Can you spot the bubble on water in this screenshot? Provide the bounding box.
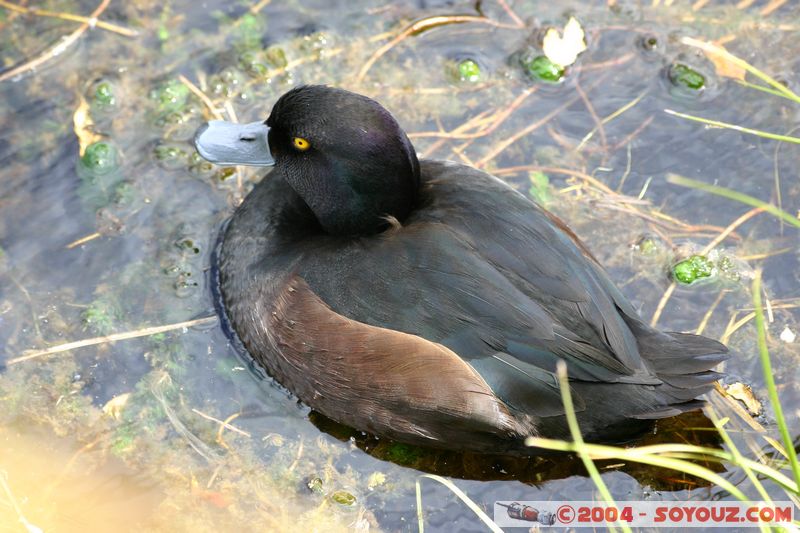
[90,79,118,112]
[639,33,660,52]
[150,79,191,113]
[153,142,190,170]
[209,67,246,99]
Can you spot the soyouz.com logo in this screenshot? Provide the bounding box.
[493,501,795,528]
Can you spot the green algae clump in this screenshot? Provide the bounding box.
[233,13,265,52]
[717,254,741,282]
[150,79,190,113]
[668,63,706,91]
[522,55,565,83]
[92,81,116,110]
[673,254,714,284]
[456,59,481,82]
[81,142,119,175]
[528,170,552,204]
[153,143,189,170]
[265,45,288,68]
[81,297,122,335]
[385,442,422,465]
[636,237,659,256]
[330,490,356,506]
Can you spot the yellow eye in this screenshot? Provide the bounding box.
[292,137,310,151]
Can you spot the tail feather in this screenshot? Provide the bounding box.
[644,332,729,373]
[631,400,706,420]
[623,316,729,405]
[658,370,723,390]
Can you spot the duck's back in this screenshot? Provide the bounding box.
[218,160,727,452]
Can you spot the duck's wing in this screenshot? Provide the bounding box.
[416,161,725,376]
[284,161,725,423]
[288,218,627,424]
[413,160,654,377]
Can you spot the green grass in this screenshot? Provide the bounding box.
[552,360,631,533]
[415,473,503,533]
[522,271,800,530]
[666,174,800,229]
[680,37,800,105]
[664,110,800,145]
[752,271,800,487]
[667,39,800,148]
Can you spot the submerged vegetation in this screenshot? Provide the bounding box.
[667,62,706,92]
[673,254,715,285]
[0,0,799,531]
[522,54,565,83]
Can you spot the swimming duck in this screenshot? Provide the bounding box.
[194,85,727,454]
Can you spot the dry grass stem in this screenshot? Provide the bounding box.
[695,290,729,336]
[721,311,755,345]
[496,0,525,28]
[357,14,518,82]
[191,408,252,439]
[0,0,138,36]
[609,115,654,152]
[8,316,218,365]
[650,282,676,327]
[0,470,44,533]
[761,0,788,16]
[66,231,102,249]
[700,206,765,256]
[0,0,112,83]
[476,93,584,167]
[179,74,224,120]
[574,80,607,150]
[410,88,536,140]
[287,439,305,473]
[249,0,272,14]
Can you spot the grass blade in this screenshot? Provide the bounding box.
[664,109,800,145]
[707,409,773,504]
[526,437,749,500]
[415,474,503,533]
[752,271,800,491]
[680,37,800,104]
[416,478,424,533]
[666,174,800,229]
[551,361,630,533]
[736,79,794,100]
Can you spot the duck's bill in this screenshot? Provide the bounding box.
[193,120,275,166]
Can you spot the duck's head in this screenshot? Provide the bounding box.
[194,85,420,235]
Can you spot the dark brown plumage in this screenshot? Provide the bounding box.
[195,85,728,454]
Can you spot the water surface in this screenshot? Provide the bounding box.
[1,0,798,531]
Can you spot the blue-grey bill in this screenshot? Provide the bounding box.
[193,120,274,166]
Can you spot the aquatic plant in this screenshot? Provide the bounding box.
[667,63,706,91]
[521,54,565,83]
[673,254,714,284]
[455,58,481,82]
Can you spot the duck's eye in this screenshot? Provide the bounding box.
[292,137,310,151]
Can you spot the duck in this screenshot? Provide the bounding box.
[194,85,728,454]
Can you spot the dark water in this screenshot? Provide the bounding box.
[0,0,798,531]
